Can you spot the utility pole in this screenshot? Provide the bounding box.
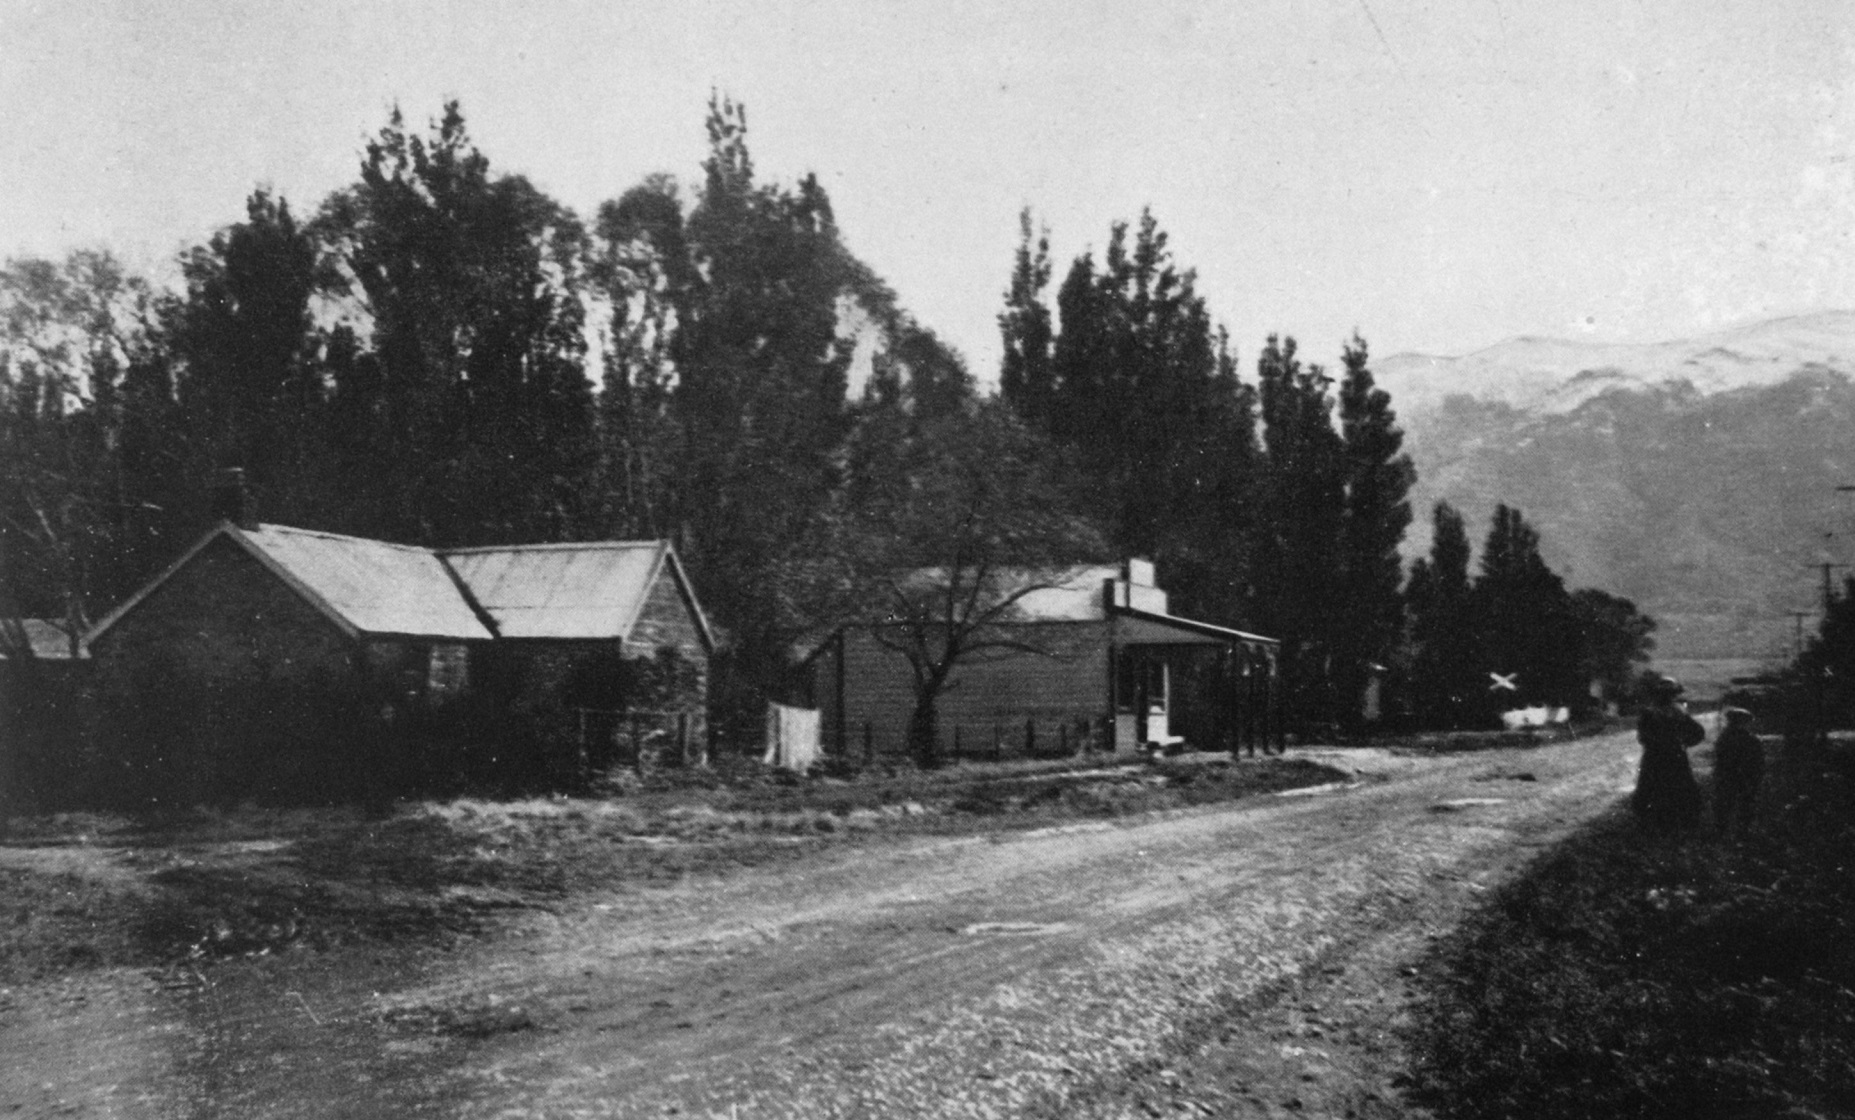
[1804,493,1855,750]
[1802,559,1849,752]
[1838,488,1855,605]
[1817,562,1850,613]
[1809,529,1850,613]
[1790,610,1813,658]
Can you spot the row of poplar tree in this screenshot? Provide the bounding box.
[993,214,1653,731]
[0,97,1653,738]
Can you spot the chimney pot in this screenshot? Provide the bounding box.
[212,467,256,530]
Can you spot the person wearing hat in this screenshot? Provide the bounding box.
[1632,673,1705,834]
[1712,707,1763,837]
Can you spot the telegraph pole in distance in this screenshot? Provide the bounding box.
[1817,562,1850,613]
[1838,488,1855,601]
[1810,529,1850,613]
[1789,610,1813,658]
[1806,497,1855,749]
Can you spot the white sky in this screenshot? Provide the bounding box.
[4,0,1854,378]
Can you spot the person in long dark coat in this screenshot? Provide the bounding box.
[1711,706,1764,837]
[1632,675,1705,834]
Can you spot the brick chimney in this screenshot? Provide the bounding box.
[211,467,257,530]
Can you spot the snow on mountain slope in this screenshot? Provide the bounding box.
[1384,311,1855,670]
[1378,310,1855,415]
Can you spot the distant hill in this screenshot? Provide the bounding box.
[1378,312,1855,667]
[1380,310,1855,416]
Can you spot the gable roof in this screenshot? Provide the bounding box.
[796,560,1276,662]
[887,562,1173,623]
[1114,607,1278,648]
[440,540,714,649]
[86,523,495,645]
[85,522,713,651]
[241,524,494,640]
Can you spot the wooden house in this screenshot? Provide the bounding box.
[805,559,1279,762]
[83,521,712,801]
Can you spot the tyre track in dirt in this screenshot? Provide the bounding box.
[0,734,1638,1119]
[368,734,1638,1118]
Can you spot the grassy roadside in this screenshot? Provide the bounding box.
[1,752,1343,984]
[1405,737,1855,1119]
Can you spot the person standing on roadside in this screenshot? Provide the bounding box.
[1632,674,1705,835]
[1711,707,1764,837]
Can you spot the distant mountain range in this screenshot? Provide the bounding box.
[1378,311,1855,670]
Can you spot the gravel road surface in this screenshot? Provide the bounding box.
[2,731,1642,1119]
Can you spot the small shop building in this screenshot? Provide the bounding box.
[804,559,1279,761]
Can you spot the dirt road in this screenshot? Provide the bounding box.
[3,731,1643,1119]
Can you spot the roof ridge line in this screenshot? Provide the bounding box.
[255,523,439,556]
[439,539,663,556]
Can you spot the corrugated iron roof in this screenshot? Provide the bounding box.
[889,565,1118,622]
[240,525,495,640]
[85,523,711,650]
[441,541,670,641]
[880,562,1275,641]
[1004,566,1121,620]
[1114,608,1278,648]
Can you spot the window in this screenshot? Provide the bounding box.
[428,643,469,698]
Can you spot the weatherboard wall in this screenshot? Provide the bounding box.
[821,622,1111,760]
[625,567,709,665]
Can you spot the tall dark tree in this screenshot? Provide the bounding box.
[1334,333,1416,725]
[1162,330,1263,626]
[1048,212,1222,554]
[315,101,597,546]
[1471,504,1581,709]
[1569,588,1657,708]
[1801,576,1855,727]
[667,94,855,723]
[167,189,327,526]
[1016,210,1260,624]
[998,209,1055,428]
[1406,502,1478,728]
[1254,334,1347,726]
[589,174,692,539]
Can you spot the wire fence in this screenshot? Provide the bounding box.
[836,705,1112,765]
[565,706,705,775]
[833,700,1280,765]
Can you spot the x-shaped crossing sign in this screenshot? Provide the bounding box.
[1488,671,1519,692]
